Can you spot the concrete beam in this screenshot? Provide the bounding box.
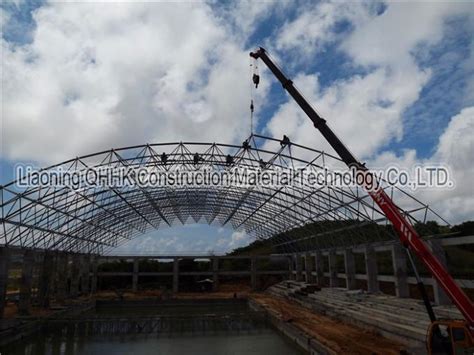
[0,247,11,319]
[19,249,35,314]
[365,246,379,293]
[343,249,356,290]
[391,244,409,298]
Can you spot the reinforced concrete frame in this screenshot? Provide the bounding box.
[0,235,472,318]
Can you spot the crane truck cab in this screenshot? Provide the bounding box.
[427,320,473,355]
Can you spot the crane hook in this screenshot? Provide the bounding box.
[252,73,260,88]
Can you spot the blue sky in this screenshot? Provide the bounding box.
[1,1,473,254]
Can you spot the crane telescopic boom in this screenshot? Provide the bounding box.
[249,47,474,329]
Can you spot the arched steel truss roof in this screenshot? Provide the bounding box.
[0,135,448,255]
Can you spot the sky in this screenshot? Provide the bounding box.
[1,0,473,255]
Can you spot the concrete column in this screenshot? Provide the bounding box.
[70,254,80,298]
[81,255,90,294]
[212,257,219,291]
[344,249,356,290]
[288,255,295,280]
[305,253,315,283]
[251,256,258,290]
[19,249,35,314]
[132,258,139,292]
[428,239,451,305]
[328,250,338,287]
[391,244,409,298]
[315,250,324,285]
[91,256,98,294]
[56,253,68,303]
[172,258,179,293]
[51,253,60,299]
[294,253,303,282]
[38,252,54,308]
[0,247,11,319]
[365,246,379,293]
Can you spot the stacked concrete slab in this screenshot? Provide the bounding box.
[267,280,462,352]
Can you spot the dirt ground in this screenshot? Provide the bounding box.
[250,293,406,355]
[93,282,252,300]
[3,302,54,318]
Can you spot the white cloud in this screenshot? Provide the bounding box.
[427,107,474,223]
[264,1,474,224]
[369,107,474,224]
[265,67,429,159]
[1,2,270,164]
[216,229,250,251]
[112,224,251,255]
[266,2,471,160]
[216,1,287,42]
[275,2,374,59]
[341,2,470,69]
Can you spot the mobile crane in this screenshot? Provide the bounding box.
[250,47,474,354]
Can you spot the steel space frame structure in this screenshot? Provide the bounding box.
[0,135,447,255]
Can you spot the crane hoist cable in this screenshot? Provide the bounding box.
[249,56,260,135]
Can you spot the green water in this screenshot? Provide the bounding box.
[1,302,304,355]
[4,332,303,355]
